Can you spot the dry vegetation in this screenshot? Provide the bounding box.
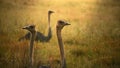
[0,0,120,68]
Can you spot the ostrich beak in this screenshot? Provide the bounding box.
[51,10,54,13]
[51,11,54,13]
[22,26,28,29]
[49,10,54,14]
[65,22,71,25]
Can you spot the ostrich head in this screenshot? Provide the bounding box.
[22,25,36,33]
[48,10,54,14]
[57,20,70,30]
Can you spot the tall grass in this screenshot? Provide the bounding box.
[0,0,120,68]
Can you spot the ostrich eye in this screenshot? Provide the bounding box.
[59,21,64,24]
[30,26,34,28]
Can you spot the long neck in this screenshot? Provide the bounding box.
[46,27,52,42]
[56,28,66,68]
[48,13,51,28]
[46,13,52,42]
[29,31,36,68]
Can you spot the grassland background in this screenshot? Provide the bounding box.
[0,0,120,68]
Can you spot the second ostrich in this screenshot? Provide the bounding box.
[19,10,54,42]
[22,25,36,68]
[56,20,70,68]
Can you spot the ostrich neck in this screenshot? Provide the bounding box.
[30,31,36,51]
[56,29,65,58]
[29,31,36,68]
[48,13,51,28]
[46,13,52,41]
[56,28,66,68]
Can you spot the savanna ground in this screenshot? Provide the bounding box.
[0,0,120,68]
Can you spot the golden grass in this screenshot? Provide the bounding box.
[0,0,120,68]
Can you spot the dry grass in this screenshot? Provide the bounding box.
[0,0,120,68]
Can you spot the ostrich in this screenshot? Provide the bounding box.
[23,25,52,68]
[19,10,54,42]
[37,20,70,68]
[56,20,70,68]
[22,25,36,68]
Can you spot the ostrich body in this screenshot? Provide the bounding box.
[56,20,70,68]
[19,10,54,42]
[22,25,36,68]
